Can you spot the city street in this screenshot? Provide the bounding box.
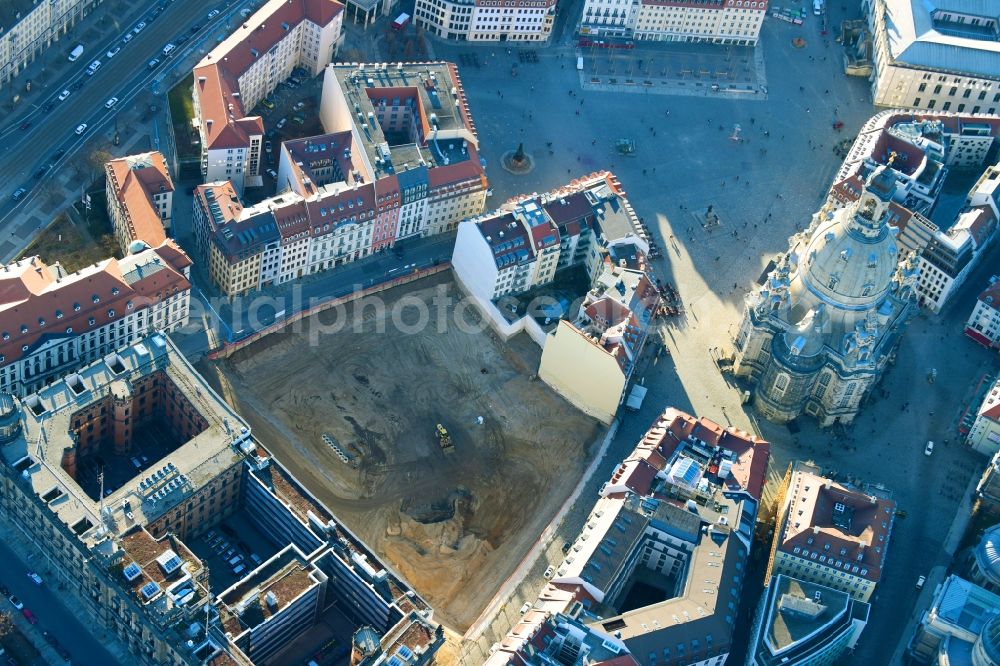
[0,530,121,665]
[0,0,249,254]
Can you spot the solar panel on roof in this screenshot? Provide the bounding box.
[140,581,161,600]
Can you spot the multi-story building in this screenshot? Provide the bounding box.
[195,61,487,298]
[105,151,175,254]
[452,172,659,422]
[414,0,556,42]
[865,0,1000,110]
[193,0,344,193]
[916,205,997,312]
[908,575,1000,664]
[0,242,191,397]
[0,0,99,88]
[579,0,767,46]
[967,377,1000,457]
[977,448,1000,518]
[745,574,870,666]
[766,462,896,604]
[732,165,920,426]
[968,523,1000,595]
[0,334,443,665]
[966,277,1000,350]
[487,407,770,666]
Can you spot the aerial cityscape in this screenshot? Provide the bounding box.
[1,0,1000,664]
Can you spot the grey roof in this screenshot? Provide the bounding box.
[880,0,1000,78]
[974,524,1000,588]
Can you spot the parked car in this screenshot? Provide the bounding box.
[106,46,121,58]
[27,572,42,585]
[58,89,71,101]
[162,43,176,57]
[208,9,220,18]
[105,96,119,108]
[293,101,305,111]
[52,149,66,161]
[11,188,26,202]
[261,98,275,109]
[33,166,48,179]
[8,596,22,610]
[233,564,246,576]
[122,32,134,44]
[191,24,201,33]
[22,609,37,624]
[543,565,555,579]
[266,168,277,178]
[175,35,189,44]
[916,575,926,589]
[86,59,102,76]
[275,117,287,129]
[264,141,272,153]
[148,58,160,69]
[925,441,934,456]
[519,602,531,614]
[74,123,88,135]
[133,21,147,34]
[291,115,305,125]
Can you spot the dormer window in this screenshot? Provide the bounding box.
[38,318,45,327]
[88,317,96,326]
[111,287,120,296]
[73,303,81,312]
[20,326,27,334]
[92,295,100,304]
[55,310,63,319]
[1,332,7,341]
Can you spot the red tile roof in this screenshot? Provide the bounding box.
[106,152,174,247]
[0,243,191,367]
[193,0,343,151]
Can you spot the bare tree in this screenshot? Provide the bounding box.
[88,149,113,180]
[0,610,13,637]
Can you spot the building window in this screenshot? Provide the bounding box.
[773,373,790,398]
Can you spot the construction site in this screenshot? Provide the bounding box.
[199,275,603,632]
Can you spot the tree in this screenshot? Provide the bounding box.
[0,610,12,637]
[88,149,113,181]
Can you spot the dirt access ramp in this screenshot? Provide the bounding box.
[201,274,603,630]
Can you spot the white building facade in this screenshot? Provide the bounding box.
[580,0,767,45]
[0,0,98,88]
[414,0,555,41]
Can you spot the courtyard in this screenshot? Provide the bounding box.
[198,274,603,631]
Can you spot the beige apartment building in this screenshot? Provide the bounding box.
[580,0,767,45]
[766,462,896,603]
[193,0,344,193]
[0,0,98,88]
[105,152,174,254]
[414,0,556,41]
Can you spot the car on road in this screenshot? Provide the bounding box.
[276,117,287,129]
[191,24,201,33]
[266,168,277,178]
[208,9,220,18]
[176,35,189,44]
[241,7,253,17]
[0,584,9,596]
[163,43,176,56]
[133,21,147,34]
[261,98,275,109]
[264,141,272,153]
[19,121,31,130]
[74,123,88,135]
[56,644,70,662]
[148,58,160,70]
[42,630,57,646]
[925,441,934,456]
[916,575,926,589]
[106,46,121,58]
[122,32,134,44]
[105,96,119,108]
[86,59,102,75]
[27,572,42,585]
[8,596,22,610]
[58,89,71,101]
[22,608,36,624]
[52,149,66,161]
[11,188,26,202]
[34,166,49,179]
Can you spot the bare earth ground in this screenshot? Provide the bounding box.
[199,275,602,631]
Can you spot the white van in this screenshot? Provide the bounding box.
[68,45,84,62]
[576,56,584,71]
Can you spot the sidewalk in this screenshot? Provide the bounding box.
[2,0,150,118]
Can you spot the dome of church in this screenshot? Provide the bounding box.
[974,614,1000,666]
[974,524,1000,589]
[128,239,152,255]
